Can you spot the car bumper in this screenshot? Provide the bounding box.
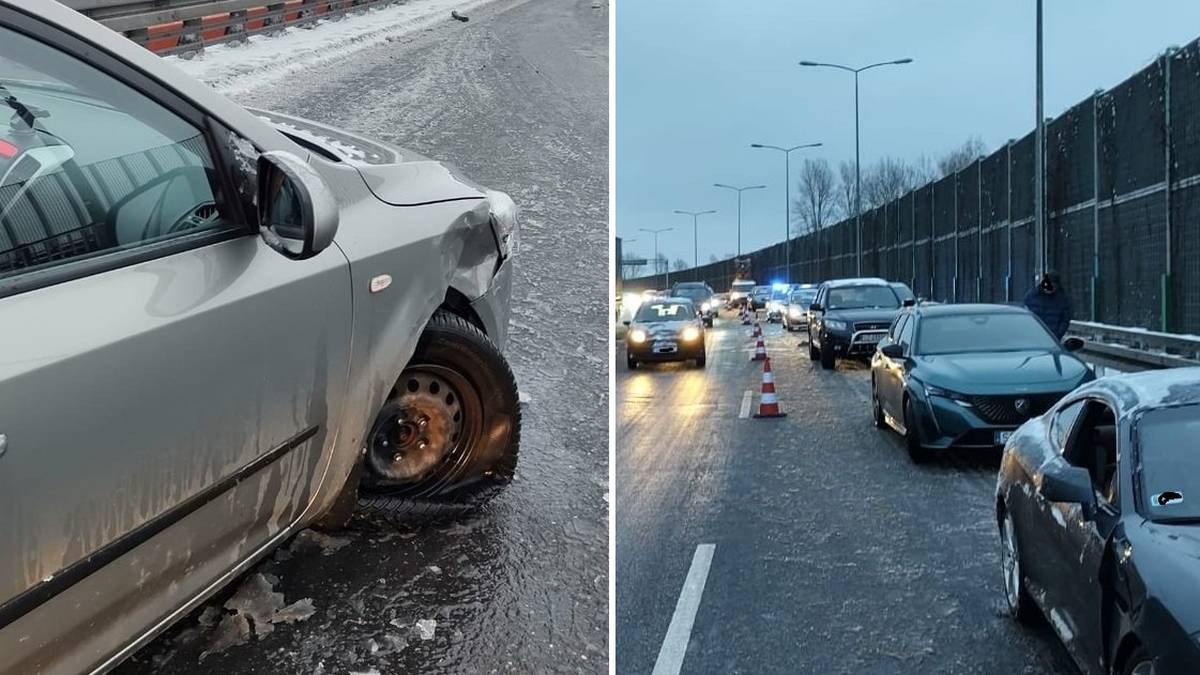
[627,340,705,361]
[469,256,514,351]
[824,330,887,358]
[909,392,1020,450]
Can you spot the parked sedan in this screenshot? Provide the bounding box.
[625,298,706,368]
[996,369,1200,675]
[871,304,1092,462]
[0,4,518,673]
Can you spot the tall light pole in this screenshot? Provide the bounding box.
[800,58,912,275]
[639,226,673,286]
[713,183,766,257]
[750,142,822,283]
[673,209,717,269]
[1034,0,1045,280]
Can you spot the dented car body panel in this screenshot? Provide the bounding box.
[0,1,516,672]
[996,370,1200,675]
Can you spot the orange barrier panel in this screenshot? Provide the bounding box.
[244,6,268,31]
[283,0,303,21]
[145,20,182,53]
[200,13,229,41]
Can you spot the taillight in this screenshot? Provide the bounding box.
[0,139,18,159]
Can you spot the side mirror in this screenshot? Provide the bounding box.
[1062,336,1085,352]
[809,302,823,312]
[880,343,904,359]
[622,320,631,327]
[1039,463,1097,518]
[257,150,338,260]
[903,298,916,307]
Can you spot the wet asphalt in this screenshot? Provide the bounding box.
[615,314,1081,674]
[116,0,608,673]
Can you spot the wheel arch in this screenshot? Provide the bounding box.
[439,286,487,335]
[1110,630,1142,675]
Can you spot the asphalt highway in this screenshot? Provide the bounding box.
[616,312,1080,674]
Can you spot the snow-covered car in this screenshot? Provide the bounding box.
[0,3,518,672]
[996,369,1200,675]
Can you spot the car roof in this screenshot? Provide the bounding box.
[822,277,890,288]
[911,303,1029,317]
[1075,368,1200,417]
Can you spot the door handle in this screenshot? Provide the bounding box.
[0,433,7,458]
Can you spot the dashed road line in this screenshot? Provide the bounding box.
[651,544,716,675]
[738,390,753,418]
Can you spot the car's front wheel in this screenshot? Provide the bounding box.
[808,330,820,361]
[1000,509,1037,624]
[358,310,519,522]
[871,381,886,429]
[627,353,638,370]
[904,397,931,463]
[1121,647,1156,675]
[819,340,836,370]
[695,351,707,368]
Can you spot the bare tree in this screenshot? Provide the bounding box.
[837,160,858,220]
[654,253,668,275]
[708,254,720,264]
[621,251,645,277]
[672,258,689,272]
[937,136,987,177]
[862,157,925,209]
[794,158,837,236]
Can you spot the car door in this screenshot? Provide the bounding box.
[882,314,914,421]
[0,19,351,674]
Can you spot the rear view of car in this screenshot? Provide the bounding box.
[625,298,707,369]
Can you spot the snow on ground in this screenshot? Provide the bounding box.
[166,0,495,95]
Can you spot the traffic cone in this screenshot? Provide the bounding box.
[741,306,751,325]
[750,335,767,361]
[753,357,786,418]
[753,321,762,338]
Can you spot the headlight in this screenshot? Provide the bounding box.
[680,326,701,341]
[825,319,847,332]
[628,328,648,344]
[923,382,970,403]
[701,302,711,312]
[486,190,518,258]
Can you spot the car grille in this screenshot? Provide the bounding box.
[968,393,1066,424]
[854,321,891,332]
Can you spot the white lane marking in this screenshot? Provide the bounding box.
[652,544,716,675]
[739,390,753,418]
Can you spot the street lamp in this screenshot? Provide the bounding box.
[673,209,717,269]
[712,183,766,257]
[639,227,674,286]
[750,142,822,283]
[799,57,912,275]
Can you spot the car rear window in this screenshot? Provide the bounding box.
[1138,403,1200,520]
[916,313,1059,355]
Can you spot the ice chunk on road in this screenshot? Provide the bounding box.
[224,573,284,637]
[273,598,317,624]
[201,612,250,659]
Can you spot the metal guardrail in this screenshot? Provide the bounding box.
[58,0,411,55]
[1070,320,1200,372]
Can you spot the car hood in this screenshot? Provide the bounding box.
[249,107,487,205]
[1130,521,1200,634]
[824,307,901,324]
[916,350,1088,392]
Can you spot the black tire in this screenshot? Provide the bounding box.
[1000,509,1039,624]
[695,352,707,368]
[871,381,886,429]
[1120,646,1155,675]
[357,310,519,523]
[904,397,932,463]
[627,352,638,370]
[820,341,836,370]
[808,331,820,361]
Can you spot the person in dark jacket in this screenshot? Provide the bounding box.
[1024,270,1072,339]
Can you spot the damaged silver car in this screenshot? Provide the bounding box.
[0,1,519,672]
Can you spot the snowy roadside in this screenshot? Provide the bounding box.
[166,0,497,96]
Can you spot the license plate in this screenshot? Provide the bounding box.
[995,430,1013,445]
[654,341,677,353]
[858,333,883,344]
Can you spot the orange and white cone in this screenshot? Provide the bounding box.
[753,321,762,338]
[750,335,767,361]
[741,306,752,325]
[753,357,786,418]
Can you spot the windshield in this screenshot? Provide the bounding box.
[790,290,817,305]
[770,288,790,301]
[825,285,899,311]
[634,301,694,322]
[1138,404,1200,520]
[673,288,709,303]
[891,284,915,303]
[916,313,1059,355]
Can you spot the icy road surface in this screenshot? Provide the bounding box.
[116,0,608,672]
[616,317,1078,674]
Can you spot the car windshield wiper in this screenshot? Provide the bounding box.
[0,81,51,133]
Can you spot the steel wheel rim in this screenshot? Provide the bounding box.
[1130,662,1156,675]
[1001,514,1021,610]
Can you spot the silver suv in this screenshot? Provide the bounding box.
[0,2,519,672]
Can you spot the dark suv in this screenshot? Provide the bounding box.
[807,278,912,370]
[672,281,717,326]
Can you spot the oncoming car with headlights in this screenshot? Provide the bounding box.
[782,285,818,331]
[625,298,707,369]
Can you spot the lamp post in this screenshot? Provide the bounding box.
[639,227,674,287]
[1034,0,1045,280]
[713,183,766,257]
[750,142,822,283]
[673,209,717,269]
[799,58,912,275]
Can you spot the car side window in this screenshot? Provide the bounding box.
[1062,401,1119,506]
[889,314,908,340]
[896,315,915,352]
[0,25,236,283]
[1050,400,1086,453]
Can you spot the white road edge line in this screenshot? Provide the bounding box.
[738,390,753,419]
[651,544,717,675]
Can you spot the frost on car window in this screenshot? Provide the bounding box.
[224,129,259,221]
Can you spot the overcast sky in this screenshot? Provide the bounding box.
[615,1,1200,268]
